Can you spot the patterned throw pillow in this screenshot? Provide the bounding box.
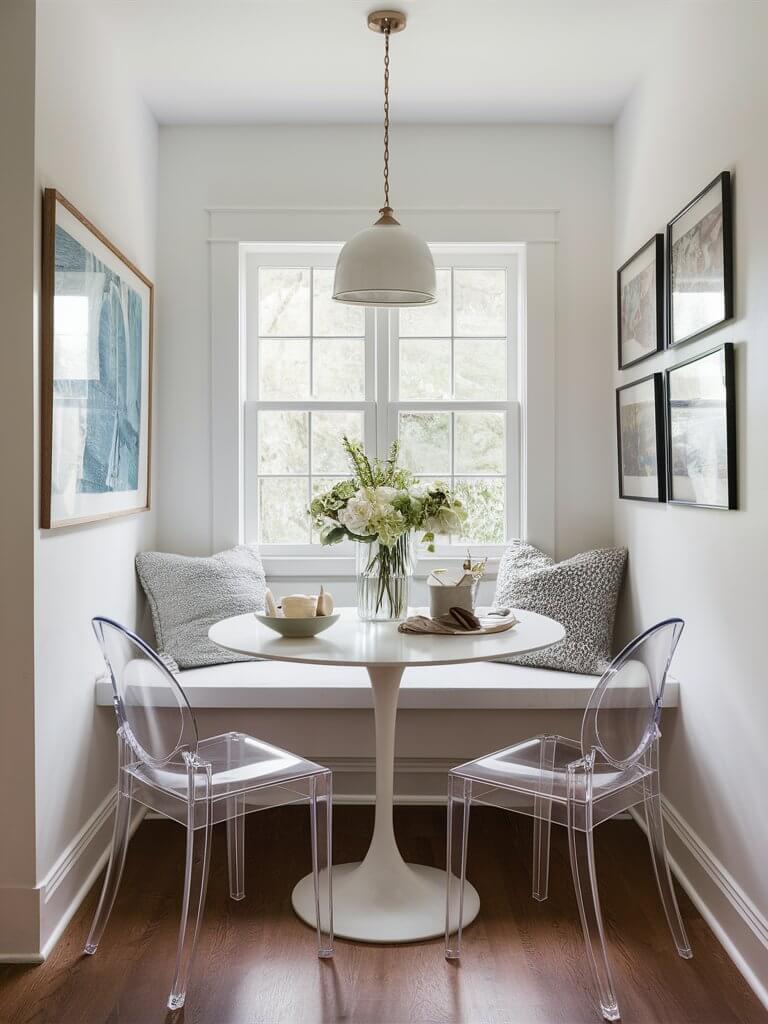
[136,546,266,669]
[493,543,627,675]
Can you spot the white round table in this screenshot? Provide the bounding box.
[209,607,564,943]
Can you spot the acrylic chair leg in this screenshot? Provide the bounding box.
[310,771,334,958]
[644,742,692,958]
[226,797,246,901]
[445,774,472,960]
[568,765,620,1022]
[168,764,213,1012]
[84,737,133,955]
[533,735,557,902]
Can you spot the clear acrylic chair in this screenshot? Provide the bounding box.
[445,618,691,1022]
[85,617,333,1011]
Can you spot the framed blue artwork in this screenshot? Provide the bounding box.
[41,189,153,528]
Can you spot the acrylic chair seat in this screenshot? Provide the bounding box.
[454,735,654,826]
[445,619,692,1022]
[84,617,333,1012]
[125,731,324,825]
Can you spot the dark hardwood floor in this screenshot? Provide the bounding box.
[0,806,764,1024]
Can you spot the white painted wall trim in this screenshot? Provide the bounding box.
[140,756,458,812]
[329,754,456,775]
[261,554,501,580]
[520,242,556,553]
[631,799,768,1012]
[206,205,561,213]
[41,786,121,903]
[0,951,44,966]
[332,762,768,1009]
[207,207,559,245]
[22,759,747,983]
[0,789,145,963]
[210,241,243,552]
[209,207,558,555]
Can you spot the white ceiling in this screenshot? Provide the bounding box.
[86,0,681,124]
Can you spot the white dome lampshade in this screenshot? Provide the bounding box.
[333,206,436,307]
[333,10,437,308]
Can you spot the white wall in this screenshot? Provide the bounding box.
[31,0,159,950]
[0,0,40,959]
[613,3,768,1002]
[157,124,615,562]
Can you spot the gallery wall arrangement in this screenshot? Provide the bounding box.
[615,171,737,511]
[41,189,154,529]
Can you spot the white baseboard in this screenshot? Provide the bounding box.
[326,755,457,774]
[0,787,145,963]
[338,760,768,1012]
[40,788,146,960]
[11,753,767,1020]
[322,755,454,804]
[631,798,768,1012]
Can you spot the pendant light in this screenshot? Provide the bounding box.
[333,10,436,307]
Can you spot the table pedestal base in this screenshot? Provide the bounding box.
[293,664,480,943]
[292,860,480,943]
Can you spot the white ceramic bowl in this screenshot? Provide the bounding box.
[254,612,341,638]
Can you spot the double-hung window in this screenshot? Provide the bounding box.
[243,245,520,562]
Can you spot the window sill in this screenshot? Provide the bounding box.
[262,555,500,579]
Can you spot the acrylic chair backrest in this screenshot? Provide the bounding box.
[92,616,199,766]
[580,618,684,770]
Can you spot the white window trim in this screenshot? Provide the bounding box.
[209,209,558,575]
[387,248,521,559]
[242,245,521,574]
[260,553,503,580]
[242,248,376,563]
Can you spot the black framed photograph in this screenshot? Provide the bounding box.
[617,234,664,369]
[667,171,733,348]
[666,343,736,509]
[616,373,666,502]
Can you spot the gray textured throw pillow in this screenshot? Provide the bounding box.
[136,546,266,669]
[493,543,627,675]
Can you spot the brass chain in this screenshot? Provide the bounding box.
[383,23,391,209]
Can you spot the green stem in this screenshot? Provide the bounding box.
[364,533,410,617]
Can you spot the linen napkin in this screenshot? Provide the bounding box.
[398,607,519,636]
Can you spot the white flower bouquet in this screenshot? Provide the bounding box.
[310,438,467,619]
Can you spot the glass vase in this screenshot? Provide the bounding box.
[356,533,414,622]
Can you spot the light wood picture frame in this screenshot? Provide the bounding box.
[41,189,154,529]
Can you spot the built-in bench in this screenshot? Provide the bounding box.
[95,660,680,710]
[94,661,681,801]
